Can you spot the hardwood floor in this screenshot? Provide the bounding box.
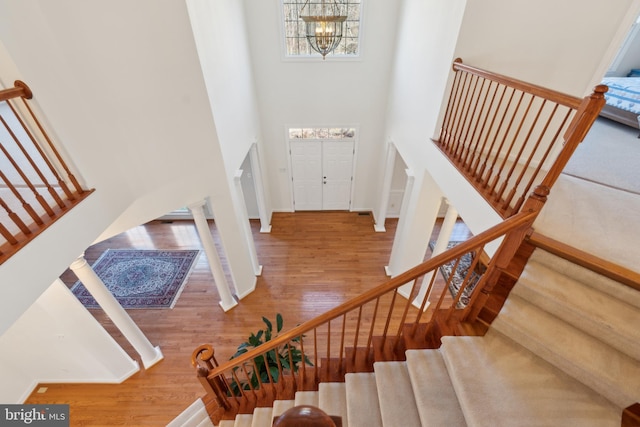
[26,211,471,426]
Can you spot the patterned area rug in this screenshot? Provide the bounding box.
[71,249,200,309]
[429,241,482,308]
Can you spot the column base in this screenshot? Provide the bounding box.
[142,346,164,370]
[411,298,431,312]
[255,265,263,276]
[374,223,386,232]
[396,285,412,301]
[219,298,238,312]
[384,265,393,277]
[260,225,272,233]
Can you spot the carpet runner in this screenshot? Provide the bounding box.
[71,249,199,309]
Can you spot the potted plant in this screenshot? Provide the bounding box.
[229,313,312,392]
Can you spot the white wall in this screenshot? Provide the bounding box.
[384,0,498,240]
[0,280,138,403]
[385,0,640,246]
[453,0,638,97]
[0,0,259,333]
[242,0,401,213]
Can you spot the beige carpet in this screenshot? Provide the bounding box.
[533,174,640,274]
[563,117,640,194]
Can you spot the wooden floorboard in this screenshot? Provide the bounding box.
[25,211,471,426]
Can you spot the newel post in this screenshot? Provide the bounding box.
[192,344,232,411]
[540,85,607,192]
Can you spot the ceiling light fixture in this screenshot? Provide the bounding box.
[299,0,347,60]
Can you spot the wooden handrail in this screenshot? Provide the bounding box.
[452,59,581,109]
[529,232,640,292]
[436,59,606,219]
[200,210,537,404]
[0,80,93,264]
[0,81,32,102]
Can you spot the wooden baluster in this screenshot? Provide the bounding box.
[450,73,474,157]
[0,170,41,229]
[447,72,470,153]
[380,290,398,350]
[250,359,265,399]
[473,84,508,179]
[511,109,572,213]
[493,95,541,205]
[466,212,537,322]
[365,297,381,362]
[535,85,607,192]
[478,86,516,183]
[0,217,19,244]
[501,102,558,211]
[230,368,247,403]
[396,275,422,342]
[240,363,257,399]
[0,129,56,217]
[313,328,319,385]
[351,306,363,366]
[439,62,463,148]
[284,342,294,390]
[298,335,307,388]
[465,81,498,173]
[4,102,68,207]
[325,320,331,379]
[412,269,438,333]
[445,249,482,322]
[432,256,464,317]
[338,314,346,374]
[487,90,526,193]
[461,78,491,169]
[454,74,482,160]
[19,97,85,195]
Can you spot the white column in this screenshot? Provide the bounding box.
[234,170,263,276]
[69,256,163,370]
[412,199,459,308]
[374,142,397,232]
[188,200,238,312]
[250,143,272,233]
[385,168,414,277]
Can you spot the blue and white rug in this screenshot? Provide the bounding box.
[71,249,200,309]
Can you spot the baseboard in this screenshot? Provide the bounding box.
[19,360,140,403]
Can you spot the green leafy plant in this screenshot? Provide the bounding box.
[229,313,312,392]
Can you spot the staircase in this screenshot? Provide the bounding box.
[176,246,640,427]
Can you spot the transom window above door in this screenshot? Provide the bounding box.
[288,127,356,139]
[281,0,362,59]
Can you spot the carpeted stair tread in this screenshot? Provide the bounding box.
[345,372,383,427]
[217,421,235,427]
[168,399,214,427]
[271,400,295,417]
[440,333,620,427]
[373,361,422,427]
[491,294,640,408]
[514,255,640,360]
[232,414,252,427]
[405,349,467,426]
[197,418,215,427]
[294,390,319,407]
[319,382,348,427]
[250,407,272,427]
[529,248,640,310]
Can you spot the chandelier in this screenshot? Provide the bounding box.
[299,0,347,60]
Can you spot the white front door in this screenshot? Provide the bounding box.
[322,140,354,210]
[290,140,354,211]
